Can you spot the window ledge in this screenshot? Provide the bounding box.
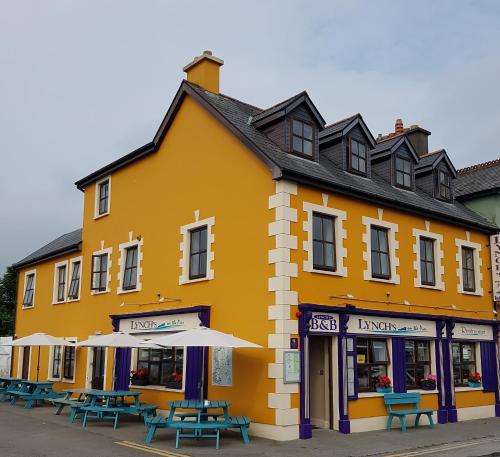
[128,384,184,393]
[117,288,140,295]
[22,305,34,310]
[358,392,385,398]
[407,389,438,395]
[180,276,211,285]
[367,277,399,285]
[67,298,80,303]
[52,301,66,305]
[307,267,345,277]
[455,386,483,392]
[62,379,76,384]
[91,290,110,295]
[93,212,109,220]
[416,284,444,291]
[459,290,483,297]
[48,377,61,382]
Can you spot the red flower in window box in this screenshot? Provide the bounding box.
[468,372,481,386]
[375,376,392,388]
[130,368,149,385]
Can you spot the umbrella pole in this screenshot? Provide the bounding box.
[36,346,40,382]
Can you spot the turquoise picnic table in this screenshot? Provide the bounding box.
[78,389,156,429]
[9,380,63,408]
[52,388,93,418]
[145,399,250,449]
[0,377,23,401]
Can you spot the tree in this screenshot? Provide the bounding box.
[0,266,17,336]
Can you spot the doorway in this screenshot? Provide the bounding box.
[91,347,106,389]
[309,336,333,429]
[21,347,30,379]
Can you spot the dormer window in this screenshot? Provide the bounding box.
[395,155,412,189]
[436,170,452,201]
[292,119,313,157]
[348,138,367,175]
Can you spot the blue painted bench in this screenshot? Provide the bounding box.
[384,393,435,432]
[81,405,125,429]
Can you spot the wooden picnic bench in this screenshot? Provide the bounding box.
[52,388,91,416]
[9,381,63,408]
[0,377,22,401]
[384,392,435,432]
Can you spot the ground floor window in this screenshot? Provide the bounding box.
[51,346,62,379]
[133,347,184,390]
[452,342,476,387]
[63,346,76,381]
[405,339,431,389]
[356,338,389,392]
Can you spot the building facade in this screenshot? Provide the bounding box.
[13,51,500,440]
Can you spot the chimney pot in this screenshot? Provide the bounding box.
[395,118,404,134]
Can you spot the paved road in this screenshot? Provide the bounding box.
[1,403,500,457]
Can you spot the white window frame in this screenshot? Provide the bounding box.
[362,215,400,284]
[455,238,483,296]
[48,345,63,381]
[91,246,112,295]
[67,256,83,302]
[303,201,347,277]
[179,216,215,285]
[17,346,31,379]
[22,269,36,309]
[117,234,143,294]
[94,176,111,219]
[412,228,445,291]
[52,260,69,304]
[85,345,108,390]
[453,342,482,391]
[62,337,77,383]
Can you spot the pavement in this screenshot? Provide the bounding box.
[1,402,500,457]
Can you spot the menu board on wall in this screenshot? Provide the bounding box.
[212,347,232,387]
[283,350,300,384]
[490,234,500,302]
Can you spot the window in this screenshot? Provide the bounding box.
[436,170,452,201]
[370,226,391,279]
[68,261,81,300]
[462,247,476,292]
[135,347,184,390]
[22,273,35,308]
[312,213,336,271]
[291,119,313,156]
[395,155,412,189]
[91,254,108,292]
[189,226,208,280]
[356,338,389,392]
[405,340,431,389]
[51,346,62,379]
[97,179,110,215]
[122,246,138,290]
[63,346,76,381]
[348,138,367,175]
[420,237,436,286]
[56,265,67,302]
[452,342,476,387]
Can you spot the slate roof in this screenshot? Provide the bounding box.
[14,229,82,269]
[320,114,359,137]
[371,136,402,155]
[250,92,304,123]
[415,151,441,170]
[455,159,500,198]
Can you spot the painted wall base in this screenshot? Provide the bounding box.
[495,403,500,417]
[299,423,312,439]
[448,408,458,423]
[338,419,350,434]
[437,409,448,424]
[249,423,299,441]
[457,405,495,421]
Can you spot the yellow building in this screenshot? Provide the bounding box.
[13,51,500,440]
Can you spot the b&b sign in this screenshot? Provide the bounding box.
[309,312,339,334]
[491,234,500,302]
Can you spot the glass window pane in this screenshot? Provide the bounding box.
[190,253,199,277]
[462,344,475,361]
[371,228,380,250]
[322,218,333,242]
[452,343,461,363]
[292,136,302,153]
[191,230,200,252]
[378,230,388,252]
[380,253,390,276]
[356,338,368,362]
[200,228,207,250]
[358,143,366,159]
[324,243,334,267]
[292,120,302,136]
[199,252,207,276]
[351,155,359,170]
[357,365,369,390]
[372,340,388,362]
[405,340,415,363]
[416,341,429,361]
[303,140,312,156]
[313,215,322,240]
[313,241,323,266]
[303,123,313,140]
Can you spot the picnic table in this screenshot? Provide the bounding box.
[52,388,92,419]
[0,377,22,401]
[9,380,63,409]
[77,390,156,429]
[145,399,250,449]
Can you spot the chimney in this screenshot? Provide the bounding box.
[183,50,224,94]
[395,118,404,134]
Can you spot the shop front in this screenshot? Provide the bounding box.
[299,305,500,438]
[109,306,210,402]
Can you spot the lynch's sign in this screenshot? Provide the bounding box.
[490,234,500,302]
[119,313,201,334]
[309,312,339,334]
[348,314,436,338]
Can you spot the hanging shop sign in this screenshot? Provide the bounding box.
[119,313,201,334]
[490,234,500,302]
[309,312,340,334]
[453,323,493,341]
[348,314,436,338]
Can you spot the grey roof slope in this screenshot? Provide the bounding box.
[321,114,359,137]
[415,151,441,169]
[14,228,82,269]
[187,83,495,231]
[456,159,500,198]
[250,91,304,123]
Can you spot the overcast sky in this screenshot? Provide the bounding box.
[1,0,500,273]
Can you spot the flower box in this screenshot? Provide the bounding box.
[376,387,392,393]
[468,381,481,388]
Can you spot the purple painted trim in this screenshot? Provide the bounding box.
[437,410,448,424]
[115,348,131,391]
[435,320,447,423]
[337,313,349,431]
[391,337,406,393]
[443,321,455,416]
[346,336,358,400]
[338,420,350,434]
[109,305,210,322]
[299,423,312,439]
[495,403,500,417]
[299,311,311,439]
[448,408,458,423]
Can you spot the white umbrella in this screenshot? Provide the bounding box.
[149,327,261,399]
[3,333,74,381]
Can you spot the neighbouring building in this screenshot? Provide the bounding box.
[12,51,500,440]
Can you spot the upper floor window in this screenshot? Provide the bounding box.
[420,237,436,286]
[436,170,452,201]
[348,138,367,175]
[189,226,208,280]
[461,246,476,292]
[122,246,138,291]
[91,253,109,293]
[94,177,111,218]
[22,272,35,308]
[68,260,81,300]
[395,155,412,189]
[291,119,313,157]
[370,226,390,279]
[56,264,67,302]
[312,212,336,271]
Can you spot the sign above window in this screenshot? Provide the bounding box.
[453,323,492,341]
[348,314,436,338]
[309,312,339,334]
[119,313,201,334]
